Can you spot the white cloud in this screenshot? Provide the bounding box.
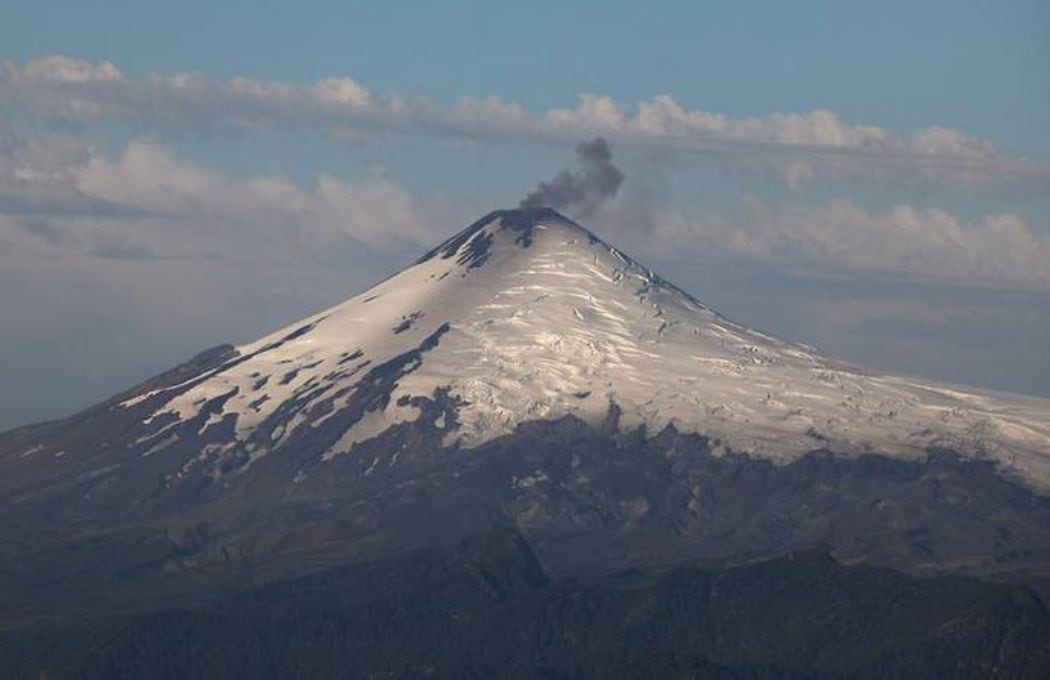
[18,55,123,83]
[637,197,1050,290]
[2,125,1046,291]
[313,77,375,107]
[0,133,442,264]
[2,55,1047,192]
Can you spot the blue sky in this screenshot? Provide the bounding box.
[0,1,1048,429]
[4,0,1047,150]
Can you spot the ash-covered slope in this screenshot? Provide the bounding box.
[99,207,1050,492]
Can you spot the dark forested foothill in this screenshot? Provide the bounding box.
[6,529,1047,680]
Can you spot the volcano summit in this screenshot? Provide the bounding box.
[3,209,1050,677]
[100,208,1050,488]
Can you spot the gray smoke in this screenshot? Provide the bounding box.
[520,137,624,219]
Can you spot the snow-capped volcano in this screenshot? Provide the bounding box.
[118,207,1050,490]
[6,207,1050,641]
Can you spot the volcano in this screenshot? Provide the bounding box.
[3,208,1050,677]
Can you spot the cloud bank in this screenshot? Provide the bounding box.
[2,129,1046,292]
[3,55,1048,192]
[0,133,440,266]
[1,55,1047,292]
[638,198,1050,290]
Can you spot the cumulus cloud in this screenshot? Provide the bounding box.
[521,137,624,218]
[0,132,443,268]
[1,126,1046,291]
[641,198,1050,290]
[4,127,1045,296]
[2,55,1047,192]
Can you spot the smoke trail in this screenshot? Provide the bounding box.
[520,137,623,219]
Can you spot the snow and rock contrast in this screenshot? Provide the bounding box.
[117,207,1050,491]
[6,206,1050,640]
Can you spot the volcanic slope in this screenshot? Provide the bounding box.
[5,207,1050,631]
[99,207,1050,493]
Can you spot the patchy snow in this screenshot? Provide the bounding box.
[124,209,1050,491]
[142,433,179,458]
[19,444,45,459]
